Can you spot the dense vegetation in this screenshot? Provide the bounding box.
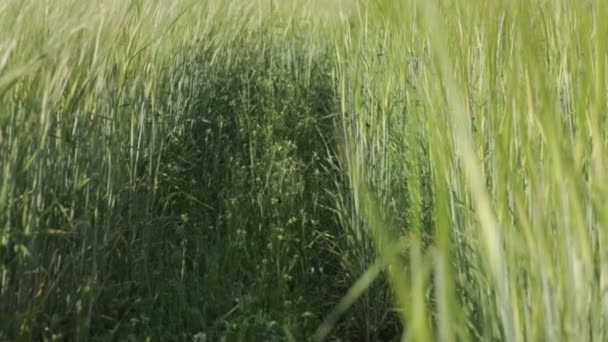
[2,0,607,340]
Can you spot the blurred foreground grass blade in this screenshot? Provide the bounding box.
[415,0,516,340]
[313,255,384,341]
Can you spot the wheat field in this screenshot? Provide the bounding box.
[1,0,607,340]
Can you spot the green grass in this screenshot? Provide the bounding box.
[1,0,607,340]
